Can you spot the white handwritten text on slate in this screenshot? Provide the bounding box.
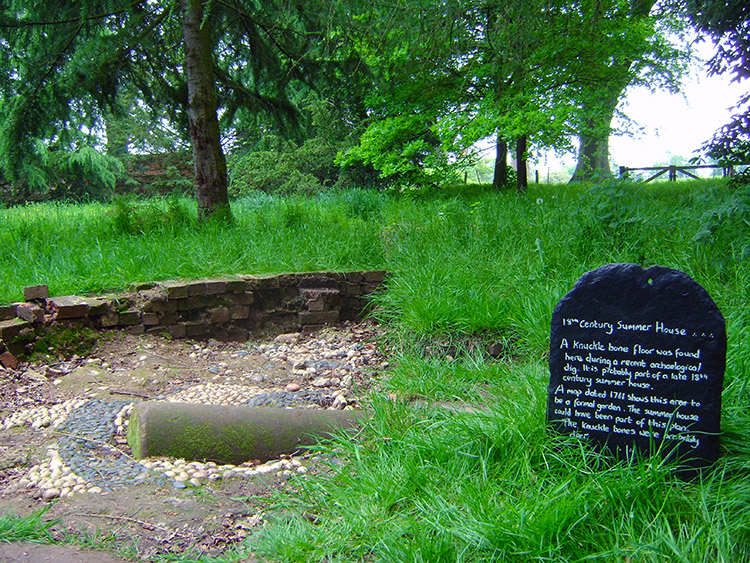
[552,317,715,448]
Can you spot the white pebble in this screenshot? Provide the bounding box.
[43,488,60,500]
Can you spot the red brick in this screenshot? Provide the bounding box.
[187,282,207,296]
[0,351,17,370]
[118,311,141,325]
[0,318,30,341]
[209,307,230,323]
[168,324,187,338]
[230,306,250,320]
[299,310,340,326]
[15,303,44,323]
[47,296,90,319]
[142,313,160,326]
[204,280,227,295]
[23,285,49,301]
[161,282,189,299]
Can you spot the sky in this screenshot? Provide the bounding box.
[539,40,748,175]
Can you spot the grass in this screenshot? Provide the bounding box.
[0,506,55,543]
[2,178,750,561]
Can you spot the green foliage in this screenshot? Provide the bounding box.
[0,506,55,543]
[2,144,125,203]
[683,0,750,160]
[228,139,335,196]
[339,114,460,188]
[49,147,125,200]
[108,195,196,236]
[32,324,99,360]
[693,183,750,263]
[229,99,364,196]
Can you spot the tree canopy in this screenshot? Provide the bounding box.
[682,0,750,162]
[0,0,724,209]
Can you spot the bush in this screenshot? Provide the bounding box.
[4,145,126,203]
[228,137,341,197]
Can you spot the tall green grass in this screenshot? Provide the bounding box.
[3,179,749,560]
[0,507,54,543]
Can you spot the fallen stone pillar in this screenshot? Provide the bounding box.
[127,402,365,465]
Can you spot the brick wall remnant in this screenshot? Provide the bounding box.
[0,272,386,356]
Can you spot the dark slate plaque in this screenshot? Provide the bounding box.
[547,264,726,473]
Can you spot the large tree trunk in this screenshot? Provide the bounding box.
[571,0,657,182]
[181,0,230,221]
[570,97,617,182]
[516,135,527,192]
[492,133,508,190]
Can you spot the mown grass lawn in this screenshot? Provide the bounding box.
[2,179,749,561]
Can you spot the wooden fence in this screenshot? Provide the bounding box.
[618,164,743,183]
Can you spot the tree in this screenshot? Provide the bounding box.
[0,1,340,217]
[181,0,228,220]
[682,1,750,162]
[335,0,686,191]
[337,0,581,191]
[568,0,687,181]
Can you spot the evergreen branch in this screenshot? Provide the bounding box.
[0,0,145,28]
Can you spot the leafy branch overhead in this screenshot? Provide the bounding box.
[0,0,744,210]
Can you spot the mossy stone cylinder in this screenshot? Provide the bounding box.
[127,401,364,464]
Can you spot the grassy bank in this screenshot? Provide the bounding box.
[3,179,750,560]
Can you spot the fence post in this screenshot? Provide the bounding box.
[669,166,677,181]
[619,166,628,178]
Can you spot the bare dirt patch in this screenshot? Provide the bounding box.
[0,321,387,561]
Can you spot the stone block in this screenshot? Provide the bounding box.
[161,281,189,300]
[0,305,17,321]
[299,310,340,326]
[47,296,90,319]
[23,284,49,301]
[228,292,254,306]
[204,280,227,295]
[309,299,325,312]
[187,281,207,296]
[298,274,340,289]
[85,298,110,316]
[247,274,298,289]
[341,282,364,296]
[147,299,178,314]
[127,401,364,463]
[0,318,31,342]
[225,277,247,293]
[178,295,218,311]
[209,307,231,324]
[0,351,18,369]
[230,306,250,320]
[364,270,387,283]
[99,311,120,328]
[118,310,141,326]
[168,324,187,338]
[346,271,365,283]
[125,324,145,335]
[142,312,160,326]
[186,323,209,337]
[15,302,44,324]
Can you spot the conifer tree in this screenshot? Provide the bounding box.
[0,0,333,217]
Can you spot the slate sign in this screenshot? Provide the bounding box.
[547,263,726,472]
